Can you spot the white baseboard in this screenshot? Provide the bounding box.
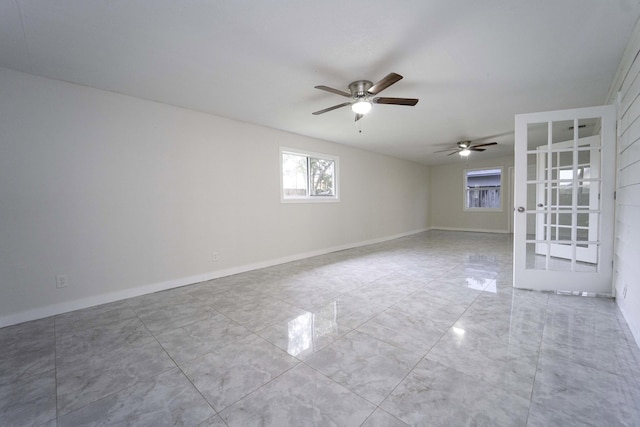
[430,226,511,234]
[617,298,640,349]
[0,227,430,328]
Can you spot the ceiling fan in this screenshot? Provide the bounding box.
[434,140,498,157]
[312,72,418,121]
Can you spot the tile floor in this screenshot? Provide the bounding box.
[1,231,639,426]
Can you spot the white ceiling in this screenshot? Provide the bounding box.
[1,1,638,165]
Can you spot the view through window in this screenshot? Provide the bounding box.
[465,168,502,209]
[281,148,338,201]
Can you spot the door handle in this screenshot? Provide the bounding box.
[537,203,544,208]
[517,207,525,213]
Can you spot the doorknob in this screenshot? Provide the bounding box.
[517,207,525,213]
[537,203,544,208]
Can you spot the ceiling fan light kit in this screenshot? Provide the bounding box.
[313,72,418,121]
[351,99,372,114]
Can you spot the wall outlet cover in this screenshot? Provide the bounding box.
[56,274,68,288]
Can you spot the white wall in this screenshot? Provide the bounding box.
[429,155,514,233]
[0,67,430,327]
[607,21,640,346]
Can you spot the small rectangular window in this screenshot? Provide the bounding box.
[464,168,502,210]
[281,148,338,202]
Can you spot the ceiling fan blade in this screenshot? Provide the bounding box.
[372,97,419,106]
[312,102,351,115]
[470,142,498,148]
[314,85,351,98]
[469,148,486,152]
[434,148,458,153]
[367,73,403,95]
[447,151,460,156]
[355,113,364,122]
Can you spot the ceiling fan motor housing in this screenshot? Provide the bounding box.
[349,80,373,99]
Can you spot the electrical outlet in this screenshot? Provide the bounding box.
[212,252,219,262]
[56,274,68,289]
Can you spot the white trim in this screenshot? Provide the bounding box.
[430,226,511,234]
[0,227,430,328]
[281,196,340,204]
[508,166,515,233]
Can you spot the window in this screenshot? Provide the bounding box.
[280,148,338,202]
[464,168,502,210]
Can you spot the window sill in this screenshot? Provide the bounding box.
[463,207,503,213]
[281,197,340,204]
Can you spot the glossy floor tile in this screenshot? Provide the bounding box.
[181,333,299,411]
[1,230,639,426]
[305,330,422,405]
[381,358,531,426]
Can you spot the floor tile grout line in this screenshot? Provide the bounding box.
[212,319,419,420]
[536,334,640,381]
[381,296,471,396]
[374,282,499,421]
[262,272,448,411]
[56,301,214,421]
[127,299,228,425]
[299,360,382,413]
[211,355,304,418]
[542,297,640,374]
[525,294,551,427]
[358,408,409,427]
[151,308,308,419]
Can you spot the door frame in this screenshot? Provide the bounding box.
[513,105,616,294]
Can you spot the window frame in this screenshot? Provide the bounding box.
[463,166,503,212]
[280,147,340,203]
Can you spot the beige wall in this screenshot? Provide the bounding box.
[0,67,430,327]
[429,155,514,233]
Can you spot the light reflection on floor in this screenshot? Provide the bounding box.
[287,302,338,357]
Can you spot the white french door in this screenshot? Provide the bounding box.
[534,135,600,264]
[513,105,616,293]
